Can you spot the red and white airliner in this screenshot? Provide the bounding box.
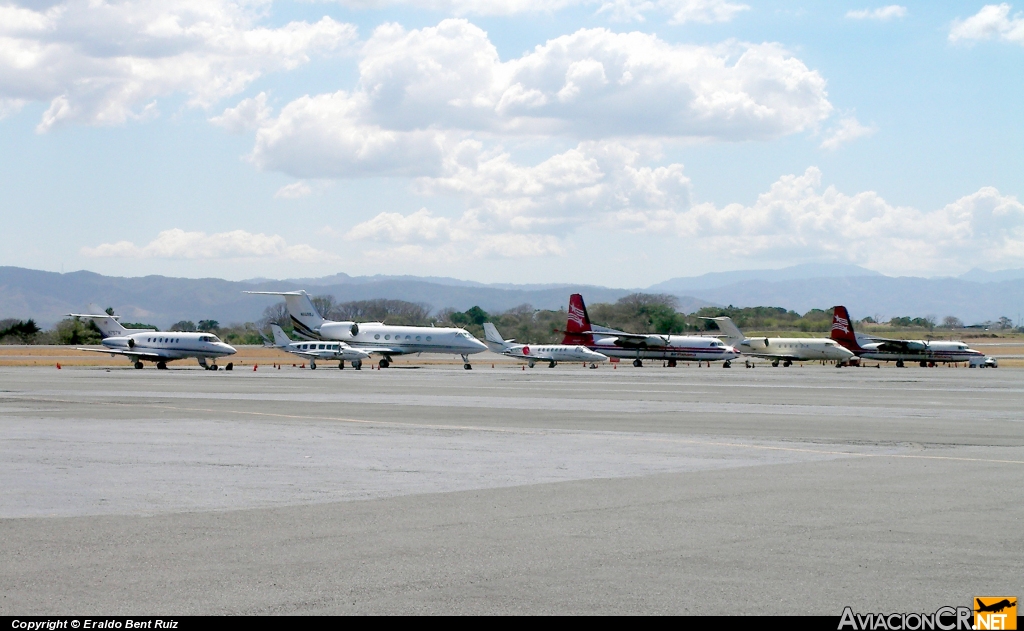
[560,294,741,367]
[830,306,993,367]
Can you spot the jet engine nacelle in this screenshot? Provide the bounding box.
[319,321,359,340]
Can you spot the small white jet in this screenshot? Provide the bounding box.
[71,310,236,370]
[266,324,371,370]
[483,322,609,368]
[705,316,855,367]
[245,290,488,369]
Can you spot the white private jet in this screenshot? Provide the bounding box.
[265,324,372,370]
[830,306,989,367]
[561,294,741,367]
[245,290,488,369]
[704,316,854,367]
[71,310,236,370]
[483,322,609,368]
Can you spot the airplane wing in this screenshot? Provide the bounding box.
[574,330,671,347]
[739,351,806,361]
[868,338,928,351]
[76,347,173,360]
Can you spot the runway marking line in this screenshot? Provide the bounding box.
[136,401,1024,467]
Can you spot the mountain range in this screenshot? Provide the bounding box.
[2,265,1023,328]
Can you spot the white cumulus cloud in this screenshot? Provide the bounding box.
[314,0,748,23]
[0,1,357,132]
[949,4,1024,45]
[846,6,908,21]
[81,228,334,261]
[274,181,313,199]
[820,116,877,150]
[244,19,833,178]
[613,167,1024,276]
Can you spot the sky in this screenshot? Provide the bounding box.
[1,0,1022,286]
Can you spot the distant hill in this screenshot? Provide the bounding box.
[0,266,715,328]
[650,263,882,293]
[957,267,1024,283]
[3,265,1023,329]
[683,276,1024,324]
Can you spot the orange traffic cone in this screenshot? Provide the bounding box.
[254,364,258,371]
[56,363,61,369]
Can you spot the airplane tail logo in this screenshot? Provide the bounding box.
[974,597,1017,630]
[830,306,861,351]
[563,294,592,345]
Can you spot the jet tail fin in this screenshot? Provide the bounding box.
[702,317,745,345]
[67,308,130,338]
[830,306,862,351]
[562,293,593,345]
[245,290,326,339]
[269,324,293,348]
[482,322,510,353]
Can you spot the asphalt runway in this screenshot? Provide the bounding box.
[1,362,1022,614]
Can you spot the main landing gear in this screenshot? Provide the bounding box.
[667,359,677,368]
[379,358,390,368]
[462,354,472,370]
[723,360,731,368]
[896,360,905,368]
[633,359,643,367]
[134,361,144,369]
[310,360,317,370]
[338,361,345,370]
[351,360,362,370]
[548,360,556,368]
[157,361,167,370]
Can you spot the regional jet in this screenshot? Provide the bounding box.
[483,322,608,368]
[71,310,236,370]
[266,324,371,370]
[830,306,989,367]
[705,316,854,367]
[245,291,488,369]
[560,294,741,367]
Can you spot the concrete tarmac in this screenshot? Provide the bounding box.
[1,363,1022,614]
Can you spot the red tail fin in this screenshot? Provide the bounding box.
[830,306,861,351]
[562,293,593,345]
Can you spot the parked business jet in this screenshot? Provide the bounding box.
[483,323,608,368]
[71,310,236,370]
[266,324,371,370]
[561,294,741,367]
[830,306,988,367]
[245,291,488,369]
[705,316,854,367]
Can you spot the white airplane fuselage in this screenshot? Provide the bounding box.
[277,340,371,366]
[100,332,237,362]
[587,334,741,363]
[319,322,488,356]
[737,337,855,362]
[855,340,983,363]
[504,343,609,367]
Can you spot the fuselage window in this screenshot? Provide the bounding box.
[426,336,432,341]
[416,336,421,341]
[385,334,390,340]
[375,334,380,340]
[318,344,325,350]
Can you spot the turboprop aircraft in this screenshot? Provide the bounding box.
[560,294,741,367]
[245,290,488,369]
[830,306,989,367]
[265,324,371,370]
[483,323,608,368]
[71,309,236,370]
[704,316,854,367]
